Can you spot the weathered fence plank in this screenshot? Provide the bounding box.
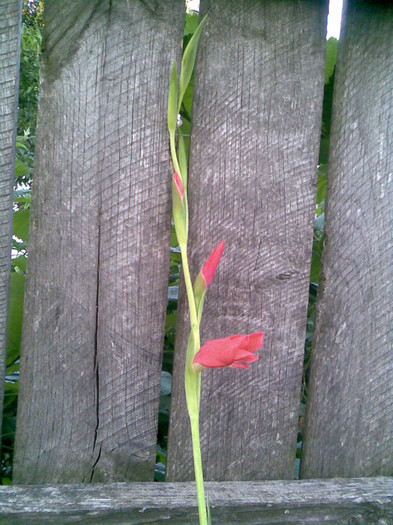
[0,478,392,524]
[0,0,22,443]
[301,0,393,478]
[13,0,184,483]
[167,0,328,481]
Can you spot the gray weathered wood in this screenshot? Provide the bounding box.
[167,0,327,481]
[13,0,184,483]
[0,478,392,524]
[0,0,22,443]
[301,0,393,478]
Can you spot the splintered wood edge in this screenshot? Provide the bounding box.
[0,478,391,519]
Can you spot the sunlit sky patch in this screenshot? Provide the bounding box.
[327,0,343,39]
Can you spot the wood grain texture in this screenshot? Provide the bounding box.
[91,0,184,482]
[13,0,184,483]
[167,0,328,481]
[0,0,22,442]
[0,478,392,524]
[301,0,393,478]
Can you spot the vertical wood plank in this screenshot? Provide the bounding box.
[167,0,327,481]
[301,0,393,478]
[0,0,22,442]
[14,0,184,483]
[91,1,184,482]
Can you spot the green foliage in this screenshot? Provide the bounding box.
[1,0,42,484]
[17,10,42,137]
[325,38,338,85]
[177,15,207,115]
[6,274,25,368]
[14,132,35,187]
[2,273,25,484]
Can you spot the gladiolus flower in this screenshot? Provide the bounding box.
[192,332,263,372]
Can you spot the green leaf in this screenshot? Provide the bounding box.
[11,255,27,273]
[178,129,188,190]
[14,158,30,179]
[207,492,212,525]
[180,75,194,122]
[178,15,207,114]
[1,479,12,486]
[316,164,327,206]
[3,383,18,410]
[13,208,30,242]
[167,61,178,137]
[184,12,199,37]
[310,249,322,284]
[170,223,179,248]
[6,273,25,367]
[325,37,338,84]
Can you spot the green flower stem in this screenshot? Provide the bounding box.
[190,413,207,525]
[179,245,206,525]
[179,243,199,348]
[173,131,206,525]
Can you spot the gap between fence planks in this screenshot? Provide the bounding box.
[0,0,22,443]
[0,478,392,524]
[301,0,393,478]
[167,0,328,481]
[13,0,184,483]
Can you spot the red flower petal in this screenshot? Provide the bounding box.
[243,332,264,352]
[230,362,250,369]
[201,241,225,289]
[192,332,263,371]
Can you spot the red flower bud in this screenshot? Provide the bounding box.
[201,241,225,289]
[192,332,263,372]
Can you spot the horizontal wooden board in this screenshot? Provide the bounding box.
[0,478,392,524]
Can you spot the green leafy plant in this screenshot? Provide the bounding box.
[1,0,42,484]
[168,17,264,524]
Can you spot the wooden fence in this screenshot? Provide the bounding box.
[0,0,392,523]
